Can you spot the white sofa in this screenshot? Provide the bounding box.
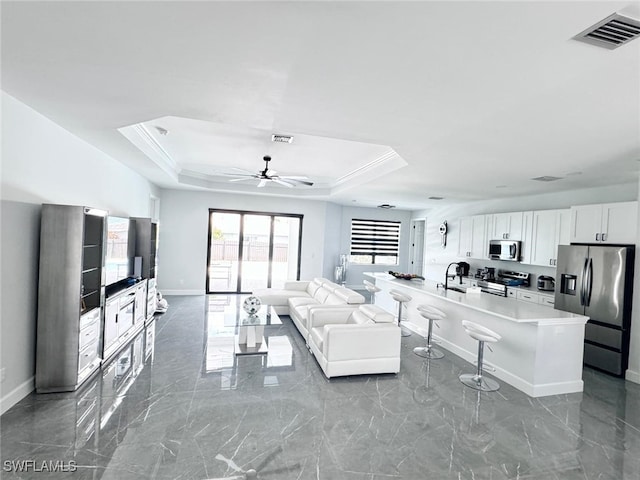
[307,304,401,378]
[253,277,331,315]
[253,278,365,341]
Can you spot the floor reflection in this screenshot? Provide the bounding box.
[3,296,640,480]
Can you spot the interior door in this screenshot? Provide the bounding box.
[409,220,425,275]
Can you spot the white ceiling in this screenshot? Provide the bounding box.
[2,1,640,210]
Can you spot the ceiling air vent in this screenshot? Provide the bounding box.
[377,204,396,209]
[271,134,293,144]
[532,176,562,182]
[573,12,640,50]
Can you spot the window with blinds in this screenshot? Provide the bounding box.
[349,218,401,265]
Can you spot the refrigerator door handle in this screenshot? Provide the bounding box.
[580,257,589,306]
[585,258,593,307]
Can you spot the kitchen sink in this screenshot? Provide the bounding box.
[446,286,467,294]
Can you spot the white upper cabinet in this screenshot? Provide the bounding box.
[570,201,638,244]
[489,212,524,240]
[458,215,488,259]
[529,209,570,266]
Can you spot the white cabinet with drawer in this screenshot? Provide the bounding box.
[516,290,538,304]
[538,294,555,307]
[507,289,555,308]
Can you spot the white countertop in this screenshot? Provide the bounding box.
[364,272,588,325]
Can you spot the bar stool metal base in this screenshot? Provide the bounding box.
[400,325,412,337]
[413,346,444,359]
[459,373,500,392]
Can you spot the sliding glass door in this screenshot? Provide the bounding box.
[206,209,302,294]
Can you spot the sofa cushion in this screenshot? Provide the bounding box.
[323,292,346,305]
[360,304,395,323]
[333,287,365,305]
[253,289,311,307]
[321,280,341,292]
[313,286,332,303]
[289,297,319,310]
[346,309,375,325]
[306,279,323,297]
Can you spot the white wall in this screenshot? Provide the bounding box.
[0,92,158,413]
[322,202,343,281]
[157,190,415,295]
[158,189,331,294]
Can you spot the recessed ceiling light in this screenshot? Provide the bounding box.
[272,134,293,144]
[377,204,395,209]
[428,196,444,200]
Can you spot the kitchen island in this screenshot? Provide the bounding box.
[364,272,589,397]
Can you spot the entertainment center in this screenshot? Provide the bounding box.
[35,204,158,393]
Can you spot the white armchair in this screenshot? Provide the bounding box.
[307,304,401,378]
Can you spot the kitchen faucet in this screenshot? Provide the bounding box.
[444,262,462,290]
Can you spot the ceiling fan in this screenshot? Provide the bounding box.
[226,155,314,188]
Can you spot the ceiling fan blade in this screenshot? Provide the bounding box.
[257,179,268,188]
[281,177,314,186]
[266,169,277,177]
[278,175,309,180]
[228,166,258,175]
[273,179,294,188]
[229,177,257,182]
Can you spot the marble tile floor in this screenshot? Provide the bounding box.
[2,295,640,480]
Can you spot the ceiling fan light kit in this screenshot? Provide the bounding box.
[226,155,314,188]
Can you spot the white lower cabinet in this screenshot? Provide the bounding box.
[507,288,555,307]
[538,294,555,307]
[516,290,538,304]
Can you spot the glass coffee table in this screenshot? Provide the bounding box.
[223,305,281,355]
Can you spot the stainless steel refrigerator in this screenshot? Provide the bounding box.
[555,245,635,376]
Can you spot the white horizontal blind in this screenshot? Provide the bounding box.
[350,219,400,263]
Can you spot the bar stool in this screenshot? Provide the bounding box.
[363,280,381,304]
[414,305,446,359]
[389,289,412,337]
[459,320,501,392]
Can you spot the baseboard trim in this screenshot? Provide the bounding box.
[1,376,34,415]
[160,289,203,296]
[625,369,640,384]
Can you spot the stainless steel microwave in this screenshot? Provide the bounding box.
[488,240,521,261]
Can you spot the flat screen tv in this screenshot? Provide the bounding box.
[105,216,132,286]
